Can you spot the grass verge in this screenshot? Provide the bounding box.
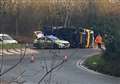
[0,44,25,49]
[84,55,120,77]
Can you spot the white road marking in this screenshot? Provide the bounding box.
[0,49,38,55]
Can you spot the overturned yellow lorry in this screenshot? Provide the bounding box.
[80,29,94,48]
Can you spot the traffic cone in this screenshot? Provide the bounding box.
[30,55,35,63]
[64,55,68,61]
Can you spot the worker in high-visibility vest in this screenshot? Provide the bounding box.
[95,34,103,49]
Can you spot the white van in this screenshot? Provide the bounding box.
[0,34,18,44]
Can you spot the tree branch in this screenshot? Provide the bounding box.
[0,44,27,77]
[38,60,66,84]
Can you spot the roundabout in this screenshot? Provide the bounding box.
[0,49,119,84]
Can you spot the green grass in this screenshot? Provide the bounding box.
[84,55,105,71]
[0,44,25,49]
[84,55,120,77]
[84,55,105,65]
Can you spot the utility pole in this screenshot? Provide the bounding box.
[0,0,5,83]
[0,0,6,33]
[11,0,19,36]
[15,0,19,36]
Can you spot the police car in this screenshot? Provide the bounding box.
[33,35,70,49]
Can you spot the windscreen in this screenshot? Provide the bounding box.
[47,35,59,41]
[0,35,13,40]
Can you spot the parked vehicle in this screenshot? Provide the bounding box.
[33,35,70,49]
[0,34,18,44]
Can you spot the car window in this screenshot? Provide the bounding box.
[38,37,45,40]
[46,37,52,41]
[47,37,59,41]
[51,37,59,41]
[0,36,13,40]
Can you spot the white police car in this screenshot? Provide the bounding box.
[33,35,70,49]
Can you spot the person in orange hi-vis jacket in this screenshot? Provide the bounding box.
[95,34,103,49]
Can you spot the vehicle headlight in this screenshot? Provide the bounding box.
[59,43,65,47]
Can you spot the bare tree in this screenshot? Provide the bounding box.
[0,39,28,83]
[37,50,67,84]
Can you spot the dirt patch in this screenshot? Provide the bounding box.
[0,80,9,84]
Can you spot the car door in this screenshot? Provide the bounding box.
[37,37,46,48]
[45,37,53,48]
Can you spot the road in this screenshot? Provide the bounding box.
[0,49,120,84]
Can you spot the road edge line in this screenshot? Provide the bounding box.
[76,53,119,79]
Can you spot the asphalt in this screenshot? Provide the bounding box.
[0,49,120,84]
